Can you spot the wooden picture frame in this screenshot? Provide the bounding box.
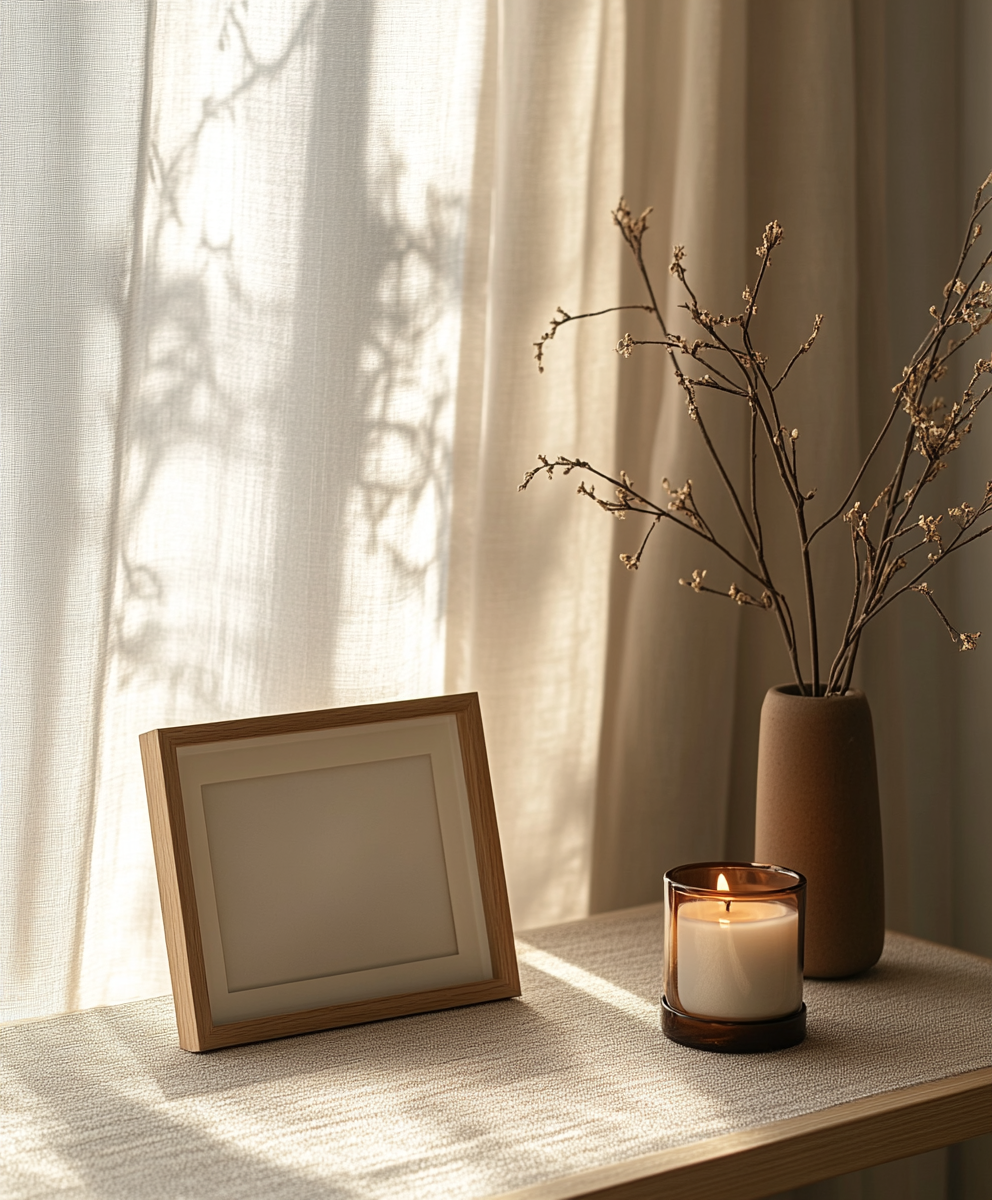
[140,692,519,1051]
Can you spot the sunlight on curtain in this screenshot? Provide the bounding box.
[333,2,486,701]
[2,1,150,1022]
[78,0,486,1011]
[3,0,487,1019]
[77,0,324,1009]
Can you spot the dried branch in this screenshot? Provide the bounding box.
[679,568,774,608]
[522,176,992,693]
[911,583,981,651]
[534,304,655,372]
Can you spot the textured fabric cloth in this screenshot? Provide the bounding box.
[3,908,990,1200]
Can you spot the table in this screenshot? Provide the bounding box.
[3,904,990,1200]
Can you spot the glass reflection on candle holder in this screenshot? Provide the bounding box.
[663,862,807,1053]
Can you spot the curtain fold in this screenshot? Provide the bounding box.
[3,1,989,1194]
[446,0,626,928]
[2,0,151,1020]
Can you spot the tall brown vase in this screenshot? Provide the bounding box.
[754,685,885,978]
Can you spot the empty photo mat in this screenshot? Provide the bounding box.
[200,755,459,993]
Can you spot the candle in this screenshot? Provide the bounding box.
[676,893,801,1019]
[664,863,805,1027]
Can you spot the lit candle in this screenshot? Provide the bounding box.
[664,863,805,1026]
[676,873,801,1019]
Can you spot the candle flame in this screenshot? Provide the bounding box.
[716,872,731,913]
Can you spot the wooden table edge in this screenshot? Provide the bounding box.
[489,1066,992,1200]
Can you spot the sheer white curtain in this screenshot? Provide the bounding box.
[4,0,493,1018]
[3,1,989,1195]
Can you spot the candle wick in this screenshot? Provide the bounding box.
[724,900,731,913]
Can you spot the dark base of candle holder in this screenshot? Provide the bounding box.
[661,996,807,1053]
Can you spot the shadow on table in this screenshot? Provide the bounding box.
[2,993,611,1200]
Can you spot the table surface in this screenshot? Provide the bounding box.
[3,904,991,1200]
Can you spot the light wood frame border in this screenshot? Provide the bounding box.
[490,1067,992,1200]
[140,692,519,1052]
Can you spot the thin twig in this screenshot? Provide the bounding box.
[534,304,656,372]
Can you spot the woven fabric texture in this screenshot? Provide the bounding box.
[3,905,990,1200]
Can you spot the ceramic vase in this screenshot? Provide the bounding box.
[754,684,885,978]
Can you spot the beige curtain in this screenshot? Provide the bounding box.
[3,0,988,1194]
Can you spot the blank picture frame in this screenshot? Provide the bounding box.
[139,693,520,1051]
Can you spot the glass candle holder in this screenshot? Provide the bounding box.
[662,862,807,1053]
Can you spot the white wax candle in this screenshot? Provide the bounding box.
[676,898,801,1020]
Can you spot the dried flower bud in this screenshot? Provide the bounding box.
[616,332,635,359]
[680,568,707,593]
[756,220,784,256]
[612,198,652,252]
[949,501,976,527]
